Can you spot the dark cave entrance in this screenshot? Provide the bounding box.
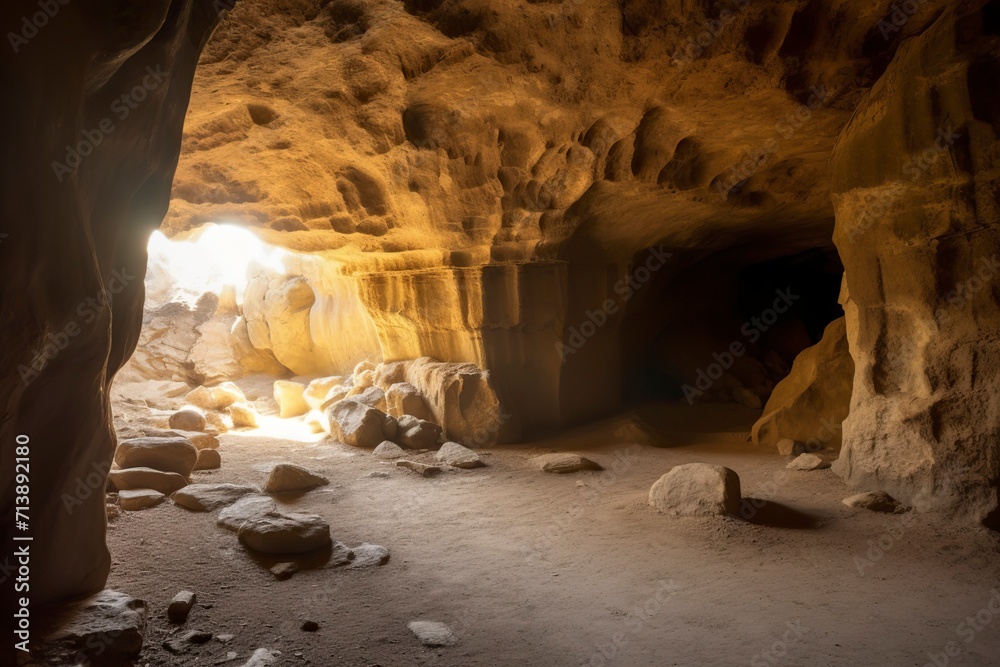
[619,243,845,407]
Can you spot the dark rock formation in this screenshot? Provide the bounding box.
[0,0,232,612]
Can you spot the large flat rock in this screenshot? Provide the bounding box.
[218,494,279,532]
[108,467,188,495]
[115,436,198,476]
[238,512,332,554]
[172,484,258,511]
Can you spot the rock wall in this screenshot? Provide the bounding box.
[0,0,230,608]
[831,4,1000,525]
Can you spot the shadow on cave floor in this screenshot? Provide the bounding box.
[518,400,762,452]
[736,499,824,529]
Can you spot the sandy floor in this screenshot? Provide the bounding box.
[104,403,1000,667]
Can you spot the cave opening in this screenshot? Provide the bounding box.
[619,242,845,409]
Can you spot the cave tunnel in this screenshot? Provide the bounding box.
[620,243,845,408]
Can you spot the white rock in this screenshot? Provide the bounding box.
[264,463,329,493]
[168,409,206,432]
[532,453,602,474]
[186,382,247,411]
[436,441,485,469]
[303,376,345,410]
[648,464,741,517]
[238,512,332,554]
[229,402,259,428]
[108,467,188,495]
[273,380,309,418]
[172,484,258,511]
[408,621,458,647]
[373,441,407,460]
[786,453,830,471]
[217,495,278,532]
[240,648,278,667]
[115,437,198,476]
[348,543,390,568]
[118,489,165,511]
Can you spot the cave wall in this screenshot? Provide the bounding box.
[0,0,230,607]
[831,4,1000,524]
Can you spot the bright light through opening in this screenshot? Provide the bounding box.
[146,224,284,308]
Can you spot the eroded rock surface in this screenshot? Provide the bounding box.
[830,6,1000,524]
[752,317,853,452]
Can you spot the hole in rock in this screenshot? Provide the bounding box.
[619,244,844,408]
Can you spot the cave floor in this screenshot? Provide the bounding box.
[106,403,1000,667]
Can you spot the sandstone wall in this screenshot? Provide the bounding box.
[831,4,1000,524]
